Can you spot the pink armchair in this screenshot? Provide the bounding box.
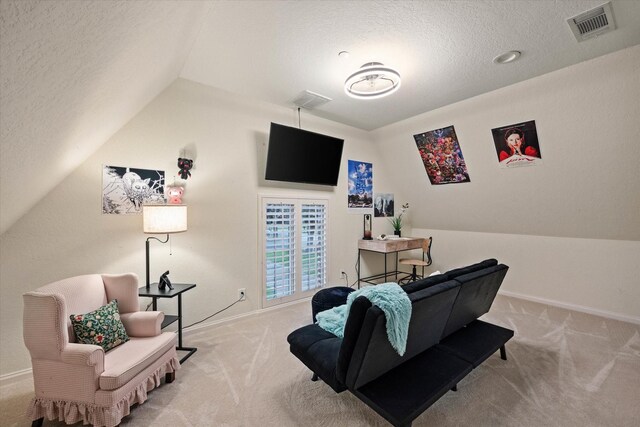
[23,273,180,427]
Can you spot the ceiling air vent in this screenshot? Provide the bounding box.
[567,2,616,42]
[293,90,332,110]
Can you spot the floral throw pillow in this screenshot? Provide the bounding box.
[70,299,130,351]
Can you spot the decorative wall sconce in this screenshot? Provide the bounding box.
[363,214,372,240]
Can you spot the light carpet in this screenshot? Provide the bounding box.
[1,295,639,426]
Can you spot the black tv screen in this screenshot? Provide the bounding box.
[265,122,344,186]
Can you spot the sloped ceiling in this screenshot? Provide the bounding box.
[0,0,209,233]
[2,0,640,235]
[181,0,640,130]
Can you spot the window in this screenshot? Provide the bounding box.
[261,196,328,307]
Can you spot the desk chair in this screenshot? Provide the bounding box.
[399,237,433,283]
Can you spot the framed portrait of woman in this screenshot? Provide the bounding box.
[491,120,542,168]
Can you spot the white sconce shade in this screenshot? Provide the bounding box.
[143,205,187,234]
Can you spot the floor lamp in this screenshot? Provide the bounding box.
[143,204,188,289]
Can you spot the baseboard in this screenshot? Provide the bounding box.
[499,290,640,325]
[182,296,311,335]
[0,367,32,386]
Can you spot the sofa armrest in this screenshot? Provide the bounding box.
[23,292,68,360]
[61,343,105,371]
[120,311,164,337]
[312,287,355,322]
[32,347,104,402]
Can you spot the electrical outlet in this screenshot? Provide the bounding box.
[340,270,347,278]
[238,288,246,301]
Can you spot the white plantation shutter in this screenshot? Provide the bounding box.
[261,197,329,307]
[264,203,296,300]
[301,203,326,292]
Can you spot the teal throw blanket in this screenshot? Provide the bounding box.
[315,283,412,356]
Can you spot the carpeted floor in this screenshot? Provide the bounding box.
[2,294,639,426]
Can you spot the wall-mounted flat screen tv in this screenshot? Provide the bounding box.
[265,122,344,186]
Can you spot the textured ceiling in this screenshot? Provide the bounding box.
[181,0,640,130]
[2,0,640,234]
[0,0,208,233]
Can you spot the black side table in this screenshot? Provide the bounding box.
[138,283,197,363]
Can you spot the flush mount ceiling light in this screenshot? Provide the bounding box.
[344,62,401,100]
[493,50,521,64]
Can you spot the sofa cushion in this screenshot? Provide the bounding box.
[287,323,337,353]
[443,258,498,280]
[402,273,449,294]
[100,332,176,390]
[345,281,460,390]
[437,320,514,367]
[441,264,509,339]
[38,274,108,342]
[336,296,372,383]
[288,324,346,392]
[70,300,129,352]
[353,346,473,427]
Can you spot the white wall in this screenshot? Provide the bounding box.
[411,228,640,323]
[372,46,640,320]
[372,45,640,241]
[0,79,404,376]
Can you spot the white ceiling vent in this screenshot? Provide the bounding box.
[567,2,616,42]
[293,90,332,110]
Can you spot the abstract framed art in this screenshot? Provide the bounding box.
[414,125,470,185]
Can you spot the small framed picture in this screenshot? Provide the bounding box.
[374,193,394,217]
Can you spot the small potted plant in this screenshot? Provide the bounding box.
[388,203,409,236]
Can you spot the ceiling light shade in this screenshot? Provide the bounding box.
[143,204,187,234]
[344,62,401,100]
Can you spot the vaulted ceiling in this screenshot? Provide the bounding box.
[0,0,209,233]
[2,0,640,234]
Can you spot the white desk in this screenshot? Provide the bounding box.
[357,237,425,288]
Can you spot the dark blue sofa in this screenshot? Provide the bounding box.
[287,259,513,427]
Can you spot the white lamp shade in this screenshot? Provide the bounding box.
[143,205,188,234]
